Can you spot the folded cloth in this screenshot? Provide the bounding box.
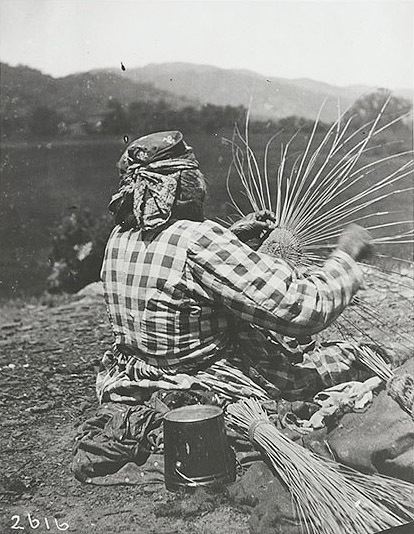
[72,403,163,482]
[307,376,382,429]
[262,378,382,434]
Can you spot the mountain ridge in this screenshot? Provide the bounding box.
[118,62,412,122]
[1,61,412,134]
[0,62,198,133]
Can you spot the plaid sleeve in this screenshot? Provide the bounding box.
[187,221,363,337]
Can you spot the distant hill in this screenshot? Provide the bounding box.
[0,63,198,136]
[121,62,412,123]
[1,62,412,140]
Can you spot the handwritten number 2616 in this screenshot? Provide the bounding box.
[11,514,69,530]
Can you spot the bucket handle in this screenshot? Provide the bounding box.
[175,468,198,487]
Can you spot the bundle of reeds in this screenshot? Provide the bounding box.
[226,96,413,352]
[226,398,414,534]
[196,359,270,402]
[356,345,414,418]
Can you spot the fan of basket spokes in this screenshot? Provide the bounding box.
[226,98,414,362]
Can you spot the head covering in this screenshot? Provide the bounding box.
[109,131,206,231]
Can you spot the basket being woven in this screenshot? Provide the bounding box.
[259,227,303,265]
[387,373,414,418]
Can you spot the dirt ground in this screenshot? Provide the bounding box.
[0,289,250,534]
[0,265,413,534]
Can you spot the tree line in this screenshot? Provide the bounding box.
[1,89,411,141]
[97,100,264,136]
[1,99,275,139]
[2,96,329,140]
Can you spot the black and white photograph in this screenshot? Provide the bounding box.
[0,1,413,533]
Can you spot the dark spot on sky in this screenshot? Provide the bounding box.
[121,62,126,71]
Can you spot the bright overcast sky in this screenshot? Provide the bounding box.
[0,0,413,89]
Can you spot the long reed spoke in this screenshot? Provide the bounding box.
[293,157,413,234]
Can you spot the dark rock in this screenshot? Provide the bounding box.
[228,461,303,534]
[327,357,414,482]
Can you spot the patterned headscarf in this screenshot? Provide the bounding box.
[109,131,206,231]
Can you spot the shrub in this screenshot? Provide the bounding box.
[47,209,113,293]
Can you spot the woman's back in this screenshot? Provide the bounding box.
[101,219,230,368]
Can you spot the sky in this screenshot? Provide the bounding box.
[0,0,413,89]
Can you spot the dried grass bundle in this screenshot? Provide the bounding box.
[356,346,414,417]
[197,359,270,402]
[226,398,414,534]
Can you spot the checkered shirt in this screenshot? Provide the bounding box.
[101,219,363,369]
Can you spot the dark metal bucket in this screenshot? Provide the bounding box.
[163,404,236,491]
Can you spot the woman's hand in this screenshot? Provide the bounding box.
[230,210,276,249]
[337,224,374,262]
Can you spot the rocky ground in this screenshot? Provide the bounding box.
[0,265,412,534]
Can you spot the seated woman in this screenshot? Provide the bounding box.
[73,131,373,482]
